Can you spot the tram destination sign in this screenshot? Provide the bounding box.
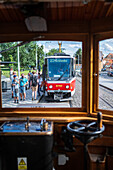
[50,59,68,63]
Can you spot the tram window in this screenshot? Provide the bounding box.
[98,38,113,111]
[1,41,82,108]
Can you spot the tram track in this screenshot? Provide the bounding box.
[99,96,113,109]
[39,95,72,107]
[76,77,113,109]
[99,85,113,109]
[39,81,113,109]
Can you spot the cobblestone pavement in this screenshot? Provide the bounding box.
[2,77,41,108]
[99,86,113,110]
[71,77,81,107]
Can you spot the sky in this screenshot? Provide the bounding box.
[37,41,82,57]
[37,38,113,58]
[99,38,113,57]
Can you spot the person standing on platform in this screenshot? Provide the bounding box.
[12,75,19,103]
[10,68,13,80]
[30,71,38,100]
[38,73,42,96]
[11,71,17,98]
[28,70,32,89]
[19,73,28,101]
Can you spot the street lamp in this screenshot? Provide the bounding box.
[78,54,79,65]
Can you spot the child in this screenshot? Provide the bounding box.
[12,75,19,103]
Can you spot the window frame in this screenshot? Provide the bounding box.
[0,34,88,116]
[94,32,113,116]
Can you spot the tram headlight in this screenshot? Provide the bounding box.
[66,85,69,89]
[49,85,53,89]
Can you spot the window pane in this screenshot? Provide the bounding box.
[99,39,113,110]
[1,41,82,108]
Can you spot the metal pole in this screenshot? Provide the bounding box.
[36,41,37,70]
[17,44,20,78]
[0,65,2,108]
[58,41,62,53]
[84,143,88,170]
[78,54,79,65]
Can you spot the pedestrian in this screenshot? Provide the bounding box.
[12,75,19,103]
[38,73,42,96]
[38,65,41,73]
[11,71,17,98]
[19,73,28,101]
[28,71,32,89]
[10,68,13,80]
[30,71,38,100]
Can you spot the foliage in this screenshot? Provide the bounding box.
[0,41,44,71]
[37,45,44,70]
[2,70,36,78]
[74,48,82,64]
[46,48,63,56]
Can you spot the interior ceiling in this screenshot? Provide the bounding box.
[0,0,113,42]
[0,0,113,23]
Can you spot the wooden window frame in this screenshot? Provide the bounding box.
[0,33,88,117]
[93,31,113,117]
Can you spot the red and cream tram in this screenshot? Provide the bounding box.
[44,53,76,101]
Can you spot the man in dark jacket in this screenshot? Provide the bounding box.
[30,71,38,100]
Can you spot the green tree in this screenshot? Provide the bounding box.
[0,41,45,71]
[47,48,63,56]
[9,54,14,68]
[74,48,82,64]
[0,42,17,69]
[37,45,44,71]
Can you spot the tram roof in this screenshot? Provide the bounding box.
[45,56,74,59]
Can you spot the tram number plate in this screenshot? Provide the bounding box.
[56,85,62,87]
[54,93,63,100]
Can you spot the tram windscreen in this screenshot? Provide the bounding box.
[48,58,70,79]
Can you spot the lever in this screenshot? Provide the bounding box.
[97,112,102,130]
[25,116,30,131]
[40,119,48,131]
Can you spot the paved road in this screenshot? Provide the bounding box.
[99,76,113,90]
[1,75,82,108]
[2,74,113,109]
[2,87,42,108]
[2,76,42,108]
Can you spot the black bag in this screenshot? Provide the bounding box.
[32,75,37,86]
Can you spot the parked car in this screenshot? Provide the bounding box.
[107,71,113,76]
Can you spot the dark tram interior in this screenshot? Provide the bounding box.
[0,0,113,170]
